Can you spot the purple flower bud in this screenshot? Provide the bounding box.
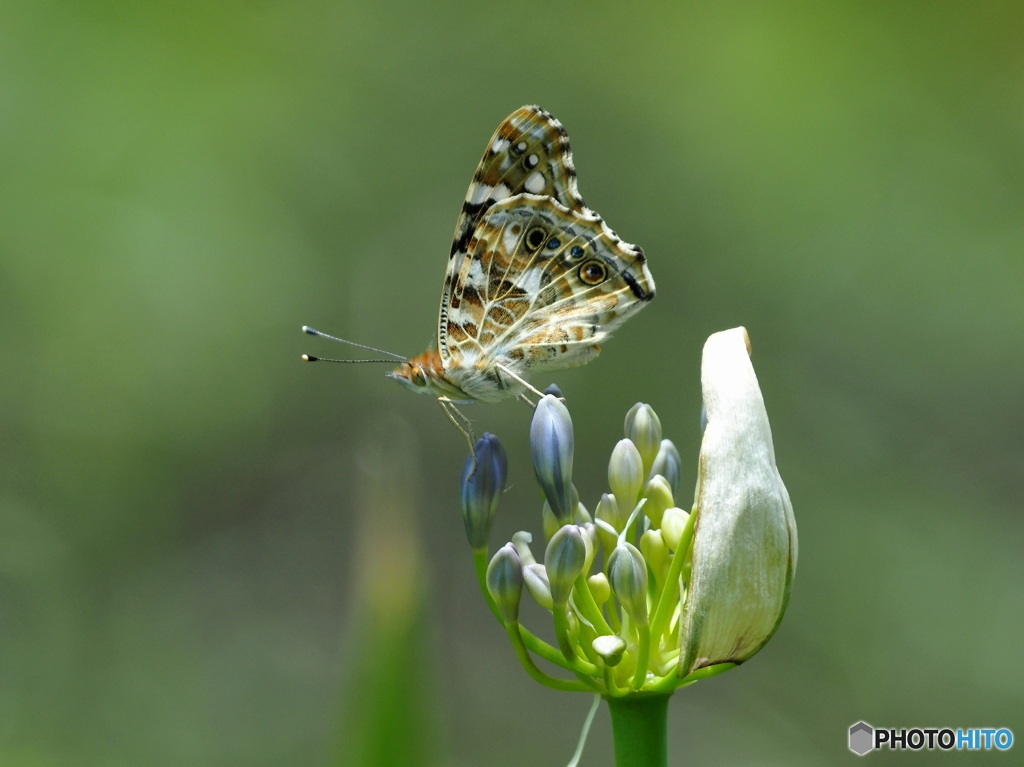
[530,395,575,520]
[460,433,508,549]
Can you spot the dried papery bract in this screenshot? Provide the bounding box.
[678,327,798,677]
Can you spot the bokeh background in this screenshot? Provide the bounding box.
[2,1,1022,765]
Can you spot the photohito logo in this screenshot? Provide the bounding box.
[848,722,1013,755]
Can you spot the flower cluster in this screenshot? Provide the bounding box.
[461,327,797,696]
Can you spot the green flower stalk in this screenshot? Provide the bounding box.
[460,327,798,766]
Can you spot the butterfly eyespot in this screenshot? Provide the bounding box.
[511,140,528,156]
[546,237,561,250]
[524,227,547,251]
[579,261,607,285]
[570,245,585,259]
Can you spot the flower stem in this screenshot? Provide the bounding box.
[649,508,698,642]
[472,548,569,670]
[504,623,590,692]
[606,694,670,767]
[631,622,651,690]
[553,604,602,681]
[573,573,614,636]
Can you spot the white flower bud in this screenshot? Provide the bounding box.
[660,507,690,551]
[625,403,663,476]
[609,439,644,517]
[544,525,587,605]
[592,635,627,667]
[511,530,536,566]
[642,474,674,529]
[587,572,611,605]
[523,563,553,610]
[542,501,560,542]
[581,523,596,575]
[486,543,523,624]
[640,528,668,584]
[608,542,649,626]
[594,493,620,555]
[648,439,682,496]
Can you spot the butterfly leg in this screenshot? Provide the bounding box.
[495,363,548,402]
[437,397,476,460]
[518,393,537,410]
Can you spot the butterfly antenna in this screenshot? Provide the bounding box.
[301,326,407,361]
[301,355,396,363]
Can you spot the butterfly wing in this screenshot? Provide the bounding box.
[436,105,655,401]
[450,105,587,258]
[439,106,589,358]
[443,194,654,385]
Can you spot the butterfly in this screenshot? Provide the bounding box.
[304,106,655,436]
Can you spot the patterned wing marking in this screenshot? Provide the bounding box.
[438,106,589,359]
[443,195,655,375]
[450,105,587,260]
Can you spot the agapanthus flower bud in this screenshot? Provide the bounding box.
[625,403,662,475]
[592,635,627,667]
[565,607,581,646]
[511,530,537,566]
[608,542,649,626]
[678,327,797,676]
[594,493,619,555]
[543,383,564,399]
[531,395,575,520]
[608,439,644,517]
[660,506,690,551]
[523,563,553,610]
[544,524,587,605]
[460,433,508,549]
[648,439,682,496]
[640,528,668,583]
[642,474,674,529]
[542,501,560,541]
[486,543,523,624]
[587,572,611,605]
[581,523,596,575]
[573,500,592,525]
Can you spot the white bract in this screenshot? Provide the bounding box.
[678,327,798,676]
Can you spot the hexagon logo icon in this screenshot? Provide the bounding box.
[849,721,874,756]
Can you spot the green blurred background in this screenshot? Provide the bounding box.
[2,1,1021,764]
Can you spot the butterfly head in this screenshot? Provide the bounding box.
[387,349,443,395]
